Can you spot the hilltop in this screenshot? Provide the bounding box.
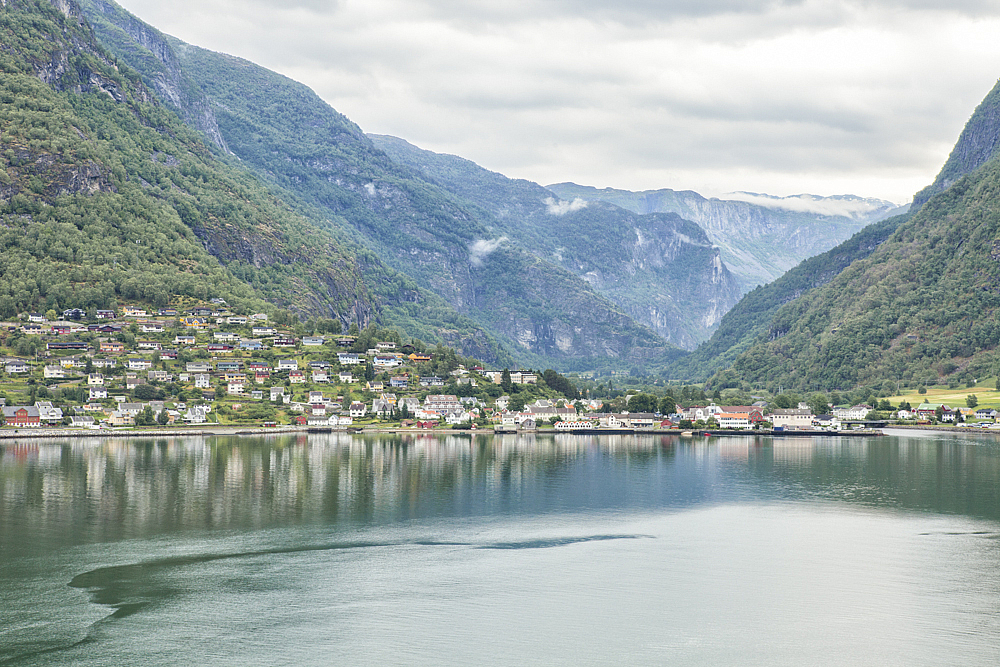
[713,151,1000,392]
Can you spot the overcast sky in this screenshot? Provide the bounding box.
[115,0,1000,204]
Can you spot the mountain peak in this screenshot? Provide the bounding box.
[912,77,1000,210]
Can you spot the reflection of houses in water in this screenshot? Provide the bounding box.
[769,438,816,466]
[716,438,751,462]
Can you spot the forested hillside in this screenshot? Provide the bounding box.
[668,212,910,381]
[78,0,680,369]
[712,158,1000,392]
[370,134,741,349]
[0,0,512,364]
[912,77,1000,210]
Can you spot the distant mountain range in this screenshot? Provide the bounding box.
[544,183,904,291]
[368,134,741,350]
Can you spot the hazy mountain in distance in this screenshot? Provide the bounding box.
[545,183,904,291]
[369,134,742,350]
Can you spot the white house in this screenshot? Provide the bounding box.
[834,404,872,421]
[717,412,752,430]
[770,409,815,430]
[337,352,362,366]
[5,360,29,374]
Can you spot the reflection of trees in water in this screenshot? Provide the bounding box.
[0,434,676,543]
[3,434,1000,553]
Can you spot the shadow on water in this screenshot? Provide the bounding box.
[58,533,652,637]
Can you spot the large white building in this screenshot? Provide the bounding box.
[770,409,815,430]
[718,412,752,430]
[833,404,872,420]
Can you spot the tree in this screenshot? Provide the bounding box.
[364,361,375,382]
[508,394,526,413]
[501,368,513,394]
[935,405,944,422]
[137,405,155,426]
[84,357,93,374]
[626,393,657,413]
[808,392,831,416]
[967,394,979,408]
[157,408,169,425]
[543,369,577,399]
[918,385,927,395]
[658,396,677,415]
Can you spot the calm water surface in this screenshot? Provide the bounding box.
[2,430,1000,665]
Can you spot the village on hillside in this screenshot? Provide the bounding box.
[0,304,995,434]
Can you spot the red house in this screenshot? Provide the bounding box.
[2,406,41,427]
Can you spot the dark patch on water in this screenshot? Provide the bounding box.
[68,534,654,623]
[477,534,654,550]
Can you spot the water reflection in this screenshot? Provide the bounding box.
[3,433,1000,559]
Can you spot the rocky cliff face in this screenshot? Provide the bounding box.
[912,77,1000,210]
[1,0,152,104]
[370,134,742,349]
[545,183,901,291]
[78,0,228,151]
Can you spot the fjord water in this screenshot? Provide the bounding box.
[2,431,1000,666]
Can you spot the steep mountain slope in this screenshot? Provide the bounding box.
[369,134,741,349]
[667,211,910,381]
[912,77,1000,210]
[713,155,1000,392]
[0,0,369,319]
[78,0,228,151]
[545,182,902,291]
[78,0,679,369]
[0,0,510,365]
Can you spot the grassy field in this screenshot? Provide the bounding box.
[886,380,1000,409]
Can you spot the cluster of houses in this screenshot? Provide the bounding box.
[2,304,566,429]
[10,306,1000,432]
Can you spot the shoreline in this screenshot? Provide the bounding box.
[1,423,991,442]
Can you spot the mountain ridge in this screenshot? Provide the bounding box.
[368,133,742,350]
[545,182,903,291]
[75,0,683,369]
